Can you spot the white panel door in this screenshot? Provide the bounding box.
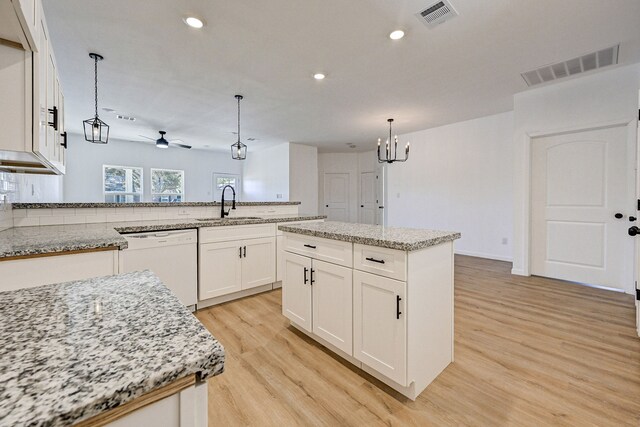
[241,237,276,290]
[324,173,349,222]
[353,270,407,386]
[359,172,376,225]
[199,241,242,300]
[531,126,631,290]
[312,259,353,355]
[282,252,313,331]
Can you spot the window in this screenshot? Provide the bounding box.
[151,169,184,203]
[103,165,143,203]
[213,173,240,200]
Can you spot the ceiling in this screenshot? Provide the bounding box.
[43,0,640,153]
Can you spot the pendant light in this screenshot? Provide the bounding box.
[377,118,409,163]
[231,94,247,160]
[83,53,109,144]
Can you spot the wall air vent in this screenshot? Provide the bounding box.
[416,0,458,28]
[521,45,619,87]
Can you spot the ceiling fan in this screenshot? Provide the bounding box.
[138,131,192,149]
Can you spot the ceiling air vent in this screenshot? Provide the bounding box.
[521,45,619,87]
[416,0,458,28]
[116,114,136,121]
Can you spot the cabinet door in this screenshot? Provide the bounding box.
[57,85,65,171]
[45,46,55,162]
[33,14,48,157]
[353,270,407,386]
[282,252,312,332]
[276,235,283,282]
[312,260,353,355]
[241,237,275,290]
[198,241,242,300]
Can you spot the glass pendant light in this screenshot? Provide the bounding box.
[231,94,247,160]
[377,118,409,163]
[83,53,109,144]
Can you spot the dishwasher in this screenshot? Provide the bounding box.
[119,229,198,309]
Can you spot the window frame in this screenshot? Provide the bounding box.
[150,168,185,203]
[102,164,143,203]
[213,173,241,201]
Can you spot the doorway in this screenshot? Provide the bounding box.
[323,173,349,222]
[530,125,635,292]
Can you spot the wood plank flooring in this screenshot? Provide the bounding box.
[195,255,640,426]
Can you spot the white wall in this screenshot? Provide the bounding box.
[387,112,514,261]
[64,134,242,202]
[512,64,640,277]
[241,143,290,202]
[289,143,318,215]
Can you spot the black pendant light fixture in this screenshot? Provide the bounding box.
[377,118,409,163]
[231,94,247,160]
[83,53,109,144]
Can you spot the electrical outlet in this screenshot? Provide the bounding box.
[178,208,189,216]
[276,194,283,199]
[501,237,508,245]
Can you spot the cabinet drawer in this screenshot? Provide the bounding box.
[199,223,275,244]
[354,244,407,281]
[283,233,352,268]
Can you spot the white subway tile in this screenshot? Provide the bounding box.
[106,214,127,223]
[12,209,27,218]
[16,217,40,227]
[85,214,107,224]
[142,212,159,221]
[27,209,52,217]
[39,216,65,226]
[55,208,76,216]
[75,208,97,216]
[64,216,86,224]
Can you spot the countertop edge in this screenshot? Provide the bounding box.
[12,201,302,209]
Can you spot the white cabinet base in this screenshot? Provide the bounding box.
[197,283,274,309]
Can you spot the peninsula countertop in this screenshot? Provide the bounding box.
[278,221,461,251]
[0,214,325,259]
[0,270,224,426]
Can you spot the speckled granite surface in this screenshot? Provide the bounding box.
[278,221,461,251]
[0,270,224,426]
[0,215,325,259]
[13,201,301,209]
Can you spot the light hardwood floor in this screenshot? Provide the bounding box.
[195,255,640,426]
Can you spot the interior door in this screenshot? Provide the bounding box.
[359,172,376,225]
[198,241,242,299]
[312,259,353,355]
[282,251,312,332]
[353,270,407,386]
[323,173,349,222]
[376,165,385,226]
[241,237,276,290]
[531,125,632,290]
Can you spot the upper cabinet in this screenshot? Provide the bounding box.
[0,0,66,175]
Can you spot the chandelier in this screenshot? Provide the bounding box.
[377,118,409,163]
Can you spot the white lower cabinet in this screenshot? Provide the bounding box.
[353,270,407,386]
[282,252,353,355]
[199,237,275,300]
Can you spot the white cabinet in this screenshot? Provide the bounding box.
[282,252,353,355]
[0,0,66,174]
[353,270,406,386]
[276,235,284,282]
[199,236,276,300]
[198,241,242,299]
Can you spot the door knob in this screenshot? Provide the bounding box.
[629,226,640,236]
[615,213,624,219]
[629,216,637,222]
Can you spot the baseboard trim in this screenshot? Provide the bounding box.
[197,283,274,309]
[511,268,527,276]
[454,249,512,262]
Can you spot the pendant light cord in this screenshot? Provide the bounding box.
[94,56,99,119]
[237,96,241,142]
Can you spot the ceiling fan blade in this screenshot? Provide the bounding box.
[174,143,192,149]
[138,134,156,141]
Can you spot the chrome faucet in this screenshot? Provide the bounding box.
[220,185,236,218]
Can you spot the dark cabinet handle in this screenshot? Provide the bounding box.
[61,132,68,149]
[48,106,58,130]
[304,244,317,249]
[360,205,364,208]
[396,295,402,319]
[325,205,329,207]
[243,246,246,257]
[304,267,308,284]
[365,257,385,264]
[239,247,242,258]
[629,226,640,236]
[310,268,315,285]
[630,216,637,222]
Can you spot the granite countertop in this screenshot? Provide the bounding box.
[0,215,325,259]
[0,270,224,426]
[12,201,301,209]
[278,221,461,251]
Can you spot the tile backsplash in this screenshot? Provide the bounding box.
[0,196,12,231]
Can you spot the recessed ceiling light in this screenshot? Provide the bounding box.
[389,30,405,40]
[313,73,326,80]
[184,17,204,29]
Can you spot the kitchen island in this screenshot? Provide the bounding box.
[0,270,224,426]
[279,221,460,400]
